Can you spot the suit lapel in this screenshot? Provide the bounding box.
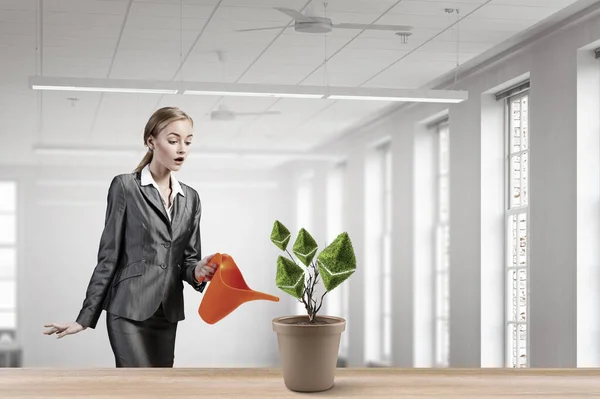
[170,191,186,233]
[136,171,170,227]
[135,171,187,234]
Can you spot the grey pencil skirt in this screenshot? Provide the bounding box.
[106,303,178,367]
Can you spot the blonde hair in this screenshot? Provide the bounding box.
[133,106,194,173]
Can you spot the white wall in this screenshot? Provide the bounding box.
[4,163,286,367]
[297,3,600,368]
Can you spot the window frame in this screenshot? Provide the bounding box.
[433,120,450,368]
[0,180,18,340]
[504,90,530,368]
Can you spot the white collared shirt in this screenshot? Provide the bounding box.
[140,164,185,221]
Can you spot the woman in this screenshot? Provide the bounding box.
[43,106,217,367]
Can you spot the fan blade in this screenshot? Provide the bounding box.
[333,23,412,31]
[235,111,281,116]
[237,25,292,32]
[274,7,313,22]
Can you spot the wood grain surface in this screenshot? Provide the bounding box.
[1,368,600,398]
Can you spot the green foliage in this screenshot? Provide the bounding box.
[270,220,291,251]
[271,221,356,300]
[292,228,318,266]
[316,232,356,291]
[275,256,305,298]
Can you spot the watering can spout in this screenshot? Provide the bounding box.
[198,253,280,324]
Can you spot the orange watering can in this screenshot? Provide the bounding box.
[197,253,280,324]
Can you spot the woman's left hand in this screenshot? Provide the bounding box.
[194,254,218,282]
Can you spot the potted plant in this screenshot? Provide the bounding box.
[270,220,356,392]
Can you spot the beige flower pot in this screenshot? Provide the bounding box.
[272,315,346,392]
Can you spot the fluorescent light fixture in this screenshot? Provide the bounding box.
[29,76,180,95]
[32,85,177,94]
[29,76,468,103]
[183,81,324,99]
[323,86,468,103]
[184,90,322,99]
[326,95,464,103]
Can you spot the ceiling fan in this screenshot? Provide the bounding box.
[210,104,281,121]
[237,7,413,34]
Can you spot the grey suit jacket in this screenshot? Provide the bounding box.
[75,170,206,329]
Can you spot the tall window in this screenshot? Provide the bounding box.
[505,92,529,368]
[434,121,450,367]
[365,141,392,366]
[326,162,349,360]
[296,173,313,316]
[0,182,17,342]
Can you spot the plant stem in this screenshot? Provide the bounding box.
[286,250,329,323]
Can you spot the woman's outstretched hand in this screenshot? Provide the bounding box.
[43,322,86,339]
[195,253,218,282]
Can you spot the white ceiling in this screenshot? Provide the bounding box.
[0,0,585,169]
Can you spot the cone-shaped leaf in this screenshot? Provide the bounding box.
[270,220,291,251]
[292,228,318,266]
[317,232,356,291]
[276,256,305,298]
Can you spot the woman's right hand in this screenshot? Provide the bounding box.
[43,322,86,339]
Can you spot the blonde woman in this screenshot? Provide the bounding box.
[43,107,217,367]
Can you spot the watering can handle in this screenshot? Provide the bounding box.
[195,254,221,291]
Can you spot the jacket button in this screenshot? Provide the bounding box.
[160,264,167,269]
[163,242,171,248]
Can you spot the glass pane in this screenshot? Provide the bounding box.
[436,318,449,367]
[0,311,16,329]
[507,215,517,267]
[0,215,16,245]
[327,285,342,317]
[507,270,516,322]
[511,155,521,208]
[0,281,16,310]
[522,152,528,205]
[0,248,16,279]
[507,323,517,368]
[439,124,449,175]
[521,96,528,151]
[0,182,16,212]
[507,269,527,323]
[383,234,391,275]
[385,192,392,232]
[383,277,391,316]
[385,147,392,192]
[383,316,391,360]
[518,323,527,368]
[511,98,522,153]
[436,270,447,317]
[439,176,449,223]
[518,213,527,267]
[340,284,349,355]
[518,269,527,322]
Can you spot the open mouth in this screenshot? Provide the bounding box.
[174,157,184,162]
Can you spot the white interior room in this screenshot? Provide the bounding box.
[1,0,600,369]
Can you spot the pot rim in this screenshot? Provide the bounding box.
[272,314,346,327]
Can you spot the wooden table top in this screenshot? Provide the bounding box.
[1,368,600,398]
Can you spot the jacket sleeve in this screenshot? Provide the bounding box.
[75,175,127,329]
[182,191,206,292]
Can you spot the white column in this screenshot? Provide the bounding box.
[346,148,366,367]
[391,124,416,367]
[529,36,577,368]
[449,97,482,367]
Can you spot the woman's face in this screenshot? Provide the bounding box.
[147,118,193,172]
